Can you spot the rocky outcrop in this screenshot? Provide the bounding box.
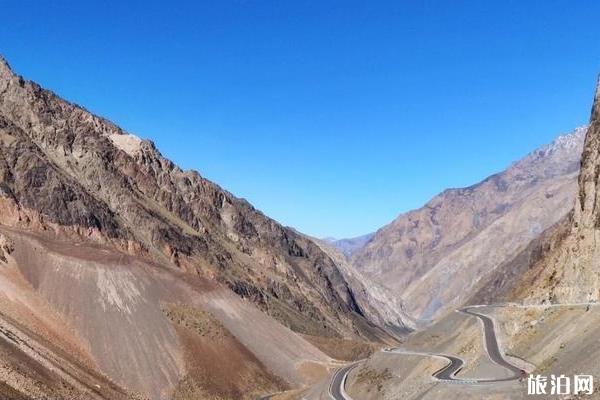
[350,126,586,321]
[0,233,13,263]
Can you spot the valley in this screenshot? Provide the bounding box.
[293,79,600,400]
[313,303,600,400]
[0,53,599,400]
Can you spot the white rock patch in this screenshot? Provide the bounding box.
[96,269,142,314]
[109,133,142,156]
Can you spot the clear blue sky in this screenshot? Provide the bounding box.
[2,1,599,238]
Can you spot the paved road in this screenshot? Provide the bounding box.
[430,353,465,380]
[327,305,527,399]
[255,395,274,400]
[381,349,475,382]
[459,307,525,381]
[385,306,525,384]
[328,362,360,400]
[325,303,600,398]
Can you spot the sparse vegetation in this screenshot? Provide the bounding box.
[161,303,227,340]
[355,367,393,393]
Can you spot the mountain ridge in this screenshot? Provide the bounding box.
[346,125,586,321]
[0,54,363,337]
[0,55,402,399]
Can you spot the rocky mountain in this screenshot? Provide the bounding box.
[0,56,397,399]
[507,78,600,304]
[349,126,586,321]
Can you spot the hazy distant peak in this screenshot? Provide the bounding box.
[325,233,375,257]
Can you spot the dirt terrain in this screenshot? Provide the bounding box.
[0,226,340,399]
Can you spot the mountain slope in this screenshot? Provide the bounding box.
[350,126,586,321]
[0,56,395,399]
[312,237,416,334]
[0,55,389,339]
[0,227,311,399]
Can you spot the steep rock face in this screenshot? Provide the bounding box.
[0,56,388,342]
[512,78,600,303]
[351,127,585,320]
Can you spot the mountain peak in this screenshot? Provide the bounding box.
[546,126,587,153]
[593,74,600,120]
[0,55,15,81]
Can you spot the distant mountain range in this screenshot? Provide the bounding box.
[323,233,375,257]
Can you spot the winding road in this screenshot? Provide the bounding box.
[459,307,525,381]
[327,305,526,399]
[328,362,360,400]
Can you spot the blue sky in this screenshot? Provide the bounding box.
[1,1,599,238]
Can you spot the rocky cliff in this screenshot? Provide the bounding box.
[510,78,600,303]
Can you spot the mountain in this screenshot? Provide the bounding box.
[324,233,375,257]
[349,126,586,321]
[0,56,397,399]
[507,79,600,304]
